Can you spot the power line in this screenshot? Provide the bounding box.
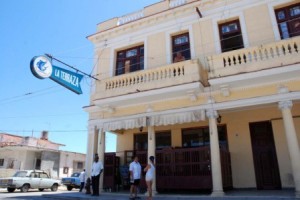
[45,54,100,81]
[0,129,87,133]
[0,86,59,103]
[0,113,86,120]
[0,87,66,106]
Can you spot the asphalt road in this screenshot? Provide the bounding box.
[1,188,299,200]
[0,187,72,200]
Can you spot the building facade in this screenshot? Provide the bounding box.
[85,0,300,197]
[0,133,86,179]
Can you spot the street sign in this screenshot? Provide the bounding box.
[30,56,83,94]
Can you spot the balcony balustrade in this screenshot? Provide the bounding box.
[115,0,189,26]
[117,10,144,26]
[169,0,186,8]
[208,36,300,78]
[95,59,207,99]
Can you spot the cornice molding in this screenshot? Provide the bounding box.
[87,91,300,129]
[278,100,293,110]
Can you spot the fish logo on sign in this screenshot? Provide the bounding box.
[30,56,83,94]
[30,56,53,79]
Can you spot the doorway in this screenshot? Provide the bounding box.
[249,121,281,190]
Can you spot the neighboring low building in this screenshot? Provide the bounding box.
[0,132,85,179]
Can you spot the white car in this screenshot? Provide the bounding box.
[0,170,60,193]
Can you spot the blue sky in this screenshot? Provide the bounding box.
[0,0,160,153]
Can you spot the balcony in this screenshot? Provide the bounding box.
[208,36,300,79]
[93,59,207,102]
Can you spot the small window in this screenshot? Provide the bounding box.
[30,172,39,178]
[290,6,300,17]
[63,167,69,174]
[126,49,137,57]
[172,33,191,63]
[277,11,286,20]
[77,162,83,169]
[35,159,41,170]
[116,45,144,76]
[134,131,172,151]
[40,173,49,178]
[182,126,228,149]
[134,133,147,151]
[275,3,300,39]
[0,159,4,167]
[219,19,244,52]
[156,131,171,150]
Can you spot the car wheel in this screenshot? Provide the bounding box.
[20,184,30,192]
[51,184,58,192]
[38,188,44,191]
[7,187,15,193]
[67,186,73,191]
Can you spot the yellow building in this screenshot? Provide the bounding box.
[84,0,300,197]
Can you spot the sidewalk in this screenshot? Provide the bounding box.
[42,189,299,200]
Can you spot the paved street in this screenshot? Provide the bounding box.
[0,188,299,200]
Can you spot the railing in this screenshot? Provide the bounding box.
[110,147,232,192]
[169,0,186,8]
[116,0,187,26]
[96,59,206,99]
[208,36,300,78]
[117,10,144,26]
[156,147,212,191]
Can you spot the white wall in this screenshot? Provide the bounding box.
[59,151,85,178]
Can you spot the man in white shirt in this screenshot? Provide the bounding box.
[129,156,142,199]
[79,169,86,192]
[91,154,103,196]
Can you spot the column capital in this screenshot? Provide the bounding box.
[87,125,96,134]
[206,109,218,119]
[278,100,293,110]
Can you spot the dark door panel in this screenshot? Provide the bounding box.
[249,121,281,190]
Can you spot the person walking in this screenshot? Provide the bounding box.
[91,154,103,196]
[144,156,155,200]
[79,169,86,192]
[129,156,142,200]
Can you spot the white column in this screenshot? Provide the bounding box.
[279,100,300,198]
[97,129,106,194]
[85,126,96,178]
[206,109,224,196]
[94,130,99,155]
[147,125,157,195]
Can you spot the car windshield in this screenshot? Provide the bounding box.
[13,171,28,177]
[71,173,80,177]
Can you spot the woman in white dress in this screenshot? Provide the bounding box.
[144,156,155,200]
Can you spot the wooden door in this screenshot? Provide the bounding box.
[249,121,281,190]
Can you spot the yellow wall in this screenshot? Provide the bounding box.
[147,32,167,69]
[97,47,111,80]
[192,20,215,59]
[244,4,275,46]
